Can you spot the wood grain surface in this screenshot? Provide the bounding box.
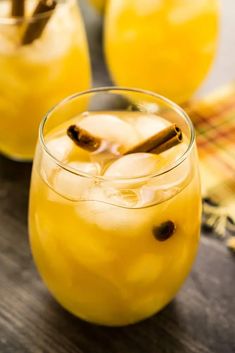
[0,1,235,352]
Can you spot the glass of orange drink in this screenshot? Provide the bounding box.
[105,0,219,104]
[29,87,201,326]
[0,0,91,160]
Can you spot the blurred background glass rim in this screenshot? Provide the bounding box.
[0,10,55,25]
[0,0,70,25]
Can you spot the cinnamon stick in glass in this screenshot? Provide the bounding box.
[67,125,102,152]
[22,0,57,45]
[67,123,183,155]
[12,0,25,17]
[124,124,182,155]
[150,133,183,154]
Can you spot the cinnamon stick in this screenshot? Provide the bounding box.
[12,0,25,17]
[67,125,102,152]
[67,123,183,155]
[150,133,183,154]
[124,124,183,155]
[22,0,57,45]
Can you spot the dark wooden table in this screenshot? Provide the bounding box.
[0,1,235,352]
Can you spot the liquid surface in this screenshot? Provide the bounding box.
[29,111,201,325]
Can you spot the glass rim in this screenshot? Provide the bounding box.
[39,86,195,182]
[0,10,55,25]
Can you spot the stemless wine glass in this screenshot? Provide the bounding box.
[0,0,91,160]
[104,0,219,103]
[29,87,201,326]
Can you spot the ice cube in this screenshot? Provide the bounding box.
[129,114,170,140]
[46,134,75,161]
[20,0,78,62]
[0,0,10,17]
[43,133,91,175]
[64,221,117,267]
[77,187,157,237]
[41,135,77,184]
[103,145,192,206]
[101,153,173,207]
[79,113,140,149]
[40,133,98,200]
[141,146,193,202]
[50,161,100,201]
[126,254,164,286]
[161,140,188,164]
[104,153,165,179]
[0,28,18,54]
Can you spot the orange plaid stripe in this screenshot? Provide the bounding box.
[186,83,235,218]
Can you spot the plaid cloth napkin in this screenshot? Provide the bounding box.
[185,83,235,250]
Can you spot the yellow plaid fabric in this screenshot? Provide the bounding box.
[185,83,235,239]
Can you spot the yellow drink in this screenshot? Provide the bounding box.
[29,88,201,326]
[0,0,91,160]
[105,0,219,103]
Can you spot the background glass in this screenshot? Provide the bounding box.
[0,0,91,160]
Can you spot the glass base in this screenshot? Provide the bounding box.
[0,149,34,162]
